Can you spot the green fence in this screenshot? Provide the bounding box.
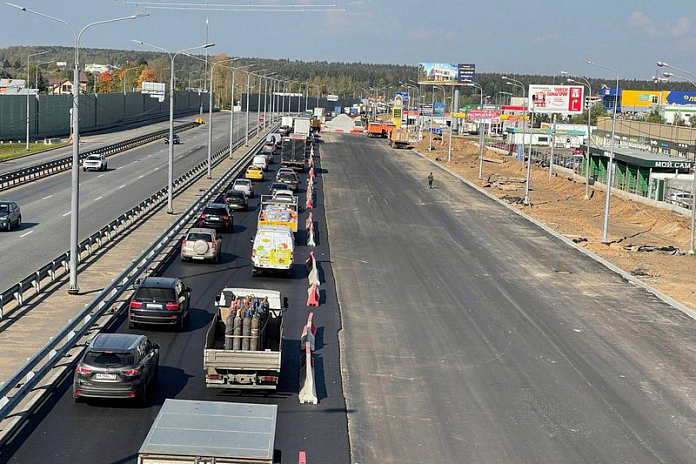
[0,90,207,141]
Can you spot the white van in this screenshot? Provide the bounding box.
[252,154,268,172]
[251,225,294,277]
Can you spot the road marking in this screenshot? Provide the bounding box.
[97,174,104,178]
[153,167,159,171]
[20,230,33,238]
[42,194,53,200]
[94,196,103,201]
[118,184,126,189]
[117,166,123,170]
[62,211,71,217]
[138,175,145,179]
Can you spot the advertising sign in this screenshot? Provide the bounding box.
[468,109,499,121]
[394,95,404,109]
[420,103,433,116]
[395,91,409,101]
[433,102,445,117]
[327,94,339,102]
[418,63,476,85]
[392,107,402,128]
[528,85,584,114]
[141,82,166,102]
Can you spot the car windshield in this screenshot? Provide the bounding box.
[280,173,296,181]
[187,232,213,241]
[135,287,175,301]
[226,191,244,198]
[84,351,134,368]
[0,204,9,213]
[203,207,226,215]
[86,155,101,161]
[235,180,250,185]
[248,166,261,171]
[272,183,289,190]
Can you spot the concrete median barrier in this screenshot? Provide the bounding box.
[298,341,318,404]
[301,312,316,352]
[306,283,320,307]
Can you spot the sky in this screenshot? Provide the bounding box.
[1,0,695,80]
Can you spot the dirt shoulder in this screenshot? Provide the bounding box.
[414,135,696,310]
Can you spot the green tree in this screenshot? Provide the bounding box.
[569,102,608,126]
[646,109,666,124]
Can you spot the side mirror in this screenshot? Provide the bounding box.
[283,297,289,309]
[186,287,192,293]
[250,236,255,243]
[152,343,161,351]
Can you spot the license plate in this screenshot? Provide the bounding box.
[192,256,204,260]
[208,216,219,221]
[95,373,117,380]
[147,303,160,309]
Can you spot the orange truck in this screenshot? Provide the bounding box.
[366,121,395,138]
[389,128,410,149]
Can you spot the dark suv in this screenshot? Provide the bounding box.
[277,171,299,191]
[197,203,233,231]
[73,333,159,404]
[129,277,191,330]
[223,190,248,211]
[0,201,21,231]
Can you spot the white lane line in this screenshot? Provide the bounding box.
[97,174,105,178]
[94,196,103,201]
[118,184,126,189]
[62,211,71,217]
[138,175,145,179]
[147,154,152,157]
[42,194,53,200]
[20,230,33,238]
[153,167,160,171]
[117,166,123,170]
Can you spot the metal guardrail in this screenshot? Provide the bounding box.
[0,122,258,320]
[0,122,277,440]
[0,121,199,191]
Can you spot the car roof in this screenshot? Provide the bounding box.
[247,165,262,170]
[234,179,250,184]
[188,227,216,235]
[225,190,244,196]
[140,276,178,289]
[90,333,143,352]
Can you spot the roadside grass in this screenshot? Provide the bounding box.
[0,142,68,161]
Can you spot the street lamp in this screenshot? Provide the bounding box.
[469,82,485,178]
[7,3,147,295]
[121,66,139,95]
[585,60,620,244]
[26,50,47,149]
[229,64,254,157]
[503,75,532,205]
[562,71,594,200]
[658,61,696,254]
[430,84,446,151]
[133,39,214,215]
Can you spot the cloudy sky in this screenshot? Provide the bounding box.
[1,0,694,79]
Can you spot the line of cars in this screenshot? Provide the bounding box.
[71,128,311,403]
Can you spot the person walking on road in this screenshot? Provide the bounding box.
[427,172,434,189]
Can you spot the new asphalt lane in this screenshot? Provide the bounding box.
[0,140,350,464]
[0,112,260,290]
[322,133,696,463]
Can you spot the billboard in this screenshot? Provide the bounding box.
[141,82,166,102]
[418,63,476,85]
[528,85,584,114]
[395,91,409,101]
[433,102,445,117]
[327,94,339,102]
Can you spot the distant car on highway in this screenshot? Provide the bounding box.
[164,134,180,144]
[268,182,292,196]
[253,154,269,172]
[245,165,264,181]
[73,333,159,404]
[82,154,107,171]
[129,277,191,330]
[0,201,21,231]
[275,167,295,180]
[232,178,254,198]
[572,147,584,155]
[181,227,223,263]
[223,189,248,211]
[277,171,299,191]
[197,203,234,231]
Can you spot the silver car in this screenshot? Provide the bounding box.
[181,227,223,263]
[232,178,254,198]
[0,201,21,231]
[83,154,107,171]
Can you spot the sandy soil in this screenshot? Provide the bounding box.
[415,135,696,310]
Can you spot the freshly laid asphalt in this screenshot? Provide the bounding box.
[0,140,350,464]
[0,112,259,290]
[322,133,696,463]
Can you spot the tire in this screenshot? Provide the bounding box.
[213,253,220,264]
[73,392,83,404]
[83,167,86,172]
[16,216,21,229]
[251,267,259,277]
[128,319,137,329]
[177,317,185,331]
[6,219,11,232]
[137,383,148,406]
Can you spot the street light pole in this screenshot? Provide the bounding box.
[585,60,619,243]
[206,57,237,178]
[229,64,253,157]
[503,76,529,203]
[8,4,147,295]
[470,82,485,178]
[122,66,138,95]
[133,39,214,215]
[26,50,47,150]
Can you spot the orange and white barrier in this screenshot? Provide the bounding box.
[301,312,316,351]
[305,212,313,230]
[309,167,315,178]
[298,451,307,464]
[306,195,313,210]
[298,342,318,404]
[306,283,320,307]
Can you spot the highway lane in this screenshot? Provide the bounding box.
[0,112,261,290]
[0,146,350,464]
[0,112,208,175]
[322,134,696,463]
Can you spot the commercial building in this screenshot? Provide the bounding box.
[505,127,585,147]
[593,117,696,158]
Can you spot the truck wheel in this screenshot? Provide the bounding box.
[128,319,137,330]
[251,267,259,277]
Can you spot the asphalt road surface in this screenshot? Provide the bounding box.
[0,111,207,175]
[0,112,260,290]
[322,134,696,464]
[0,143,350,464]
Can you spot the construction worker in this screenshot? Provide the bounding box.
[427,172,434,189]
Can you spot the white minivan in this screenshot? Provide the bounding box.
[252,154,269,172]
[251,225,294,277]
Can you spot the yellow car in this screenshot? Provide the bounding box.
[194,117,205,124]
[245,165,264,181]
